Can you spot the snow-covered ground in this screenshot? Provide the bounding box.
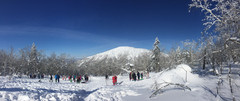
[0,64,239,101]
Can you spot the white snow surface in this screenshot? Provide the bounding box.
[0,64,240,101]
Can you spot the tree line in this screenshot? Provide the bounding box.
[0,43,78,76]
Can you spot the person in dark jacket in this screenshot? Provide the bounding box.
[105,74,109,85]
[41,74,44,79]
[140,73,143,80]
[77,75,81,83]
[55,74,60,83]
[132,72,136,81]
[105,74,109,80]
[50,75,53,82]
[84,74,89,82]
[137,71,140,80]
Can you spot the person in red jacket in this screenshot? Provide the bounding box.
[112,75,117,85]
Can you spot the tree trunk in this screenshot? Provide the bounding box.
[203,49,206,70]
[212,55,216,75]
[228,64,235,101]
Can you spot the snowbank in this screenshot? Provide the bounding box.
[153,64,202,84]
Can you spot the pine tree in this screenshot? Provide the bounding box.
[152,37,161,72]
[29,42,39,75]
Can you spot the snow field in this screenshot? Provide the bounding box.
[0,64,240,101]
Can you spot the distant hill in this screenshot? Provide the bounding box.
[77,46,167,75]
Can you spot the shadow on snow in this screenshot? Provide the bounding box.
[0,87,99,101]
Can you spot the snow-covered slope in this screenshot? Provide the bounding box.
[78,46,152,66]
[88,46,151,60]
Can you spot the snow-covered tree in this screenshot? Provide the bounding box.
[8,47,17,75]
[29,43,39,74]
[189,0,240,35]
[168,46,183,65]
[190,0,240,70]
[182,40,198,64]
[0,48,18,76]
[18,47,30,75]
[134,52,152,71]
[190,1,240,100]
[0,50,8,76]
[151,37,161,72]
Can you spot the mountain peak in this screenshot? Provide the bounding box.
[87,46,151,61]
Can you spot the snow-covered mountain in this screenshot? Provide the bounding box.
[78,46,152,66]
[89,46,151,60]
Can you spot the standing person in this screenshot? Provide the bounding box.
[115,75,117,85]
[38,74,41,79]
[49,75,53,82]
[141,73,143,80]
[55,74,58,82]
[77,75,81,83]
[105,74,109,80]
[129,72,132,81]
[105,74,109,85]
[85,74,89,82]
[69,75,72,82]
[132,72,136,81]
[57,74,60,83]
[41,74,44,79]
[112,75,117,85]
[137,71,140,80]
[73,75,76,82]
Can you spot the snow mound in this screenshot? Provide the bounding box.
[176,64,192,72]
[154,64,201,84]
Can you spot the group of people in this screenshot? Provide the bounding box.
[106,71,145,86]
[49,74,60,82]
[129,71,143,81]
[105,74,118,85]
[46,71,145,85]
[50,74,89,83]
[29,74,44,79]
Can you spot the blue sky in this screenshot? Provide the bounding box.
[0,0,204,58]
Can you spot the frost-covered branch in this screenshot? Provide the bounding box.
[226,37,240,45]
[150,81,191,98]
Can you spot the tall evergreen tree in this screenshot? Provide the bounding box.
[151,37,161,72]
[29,42,39,74]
